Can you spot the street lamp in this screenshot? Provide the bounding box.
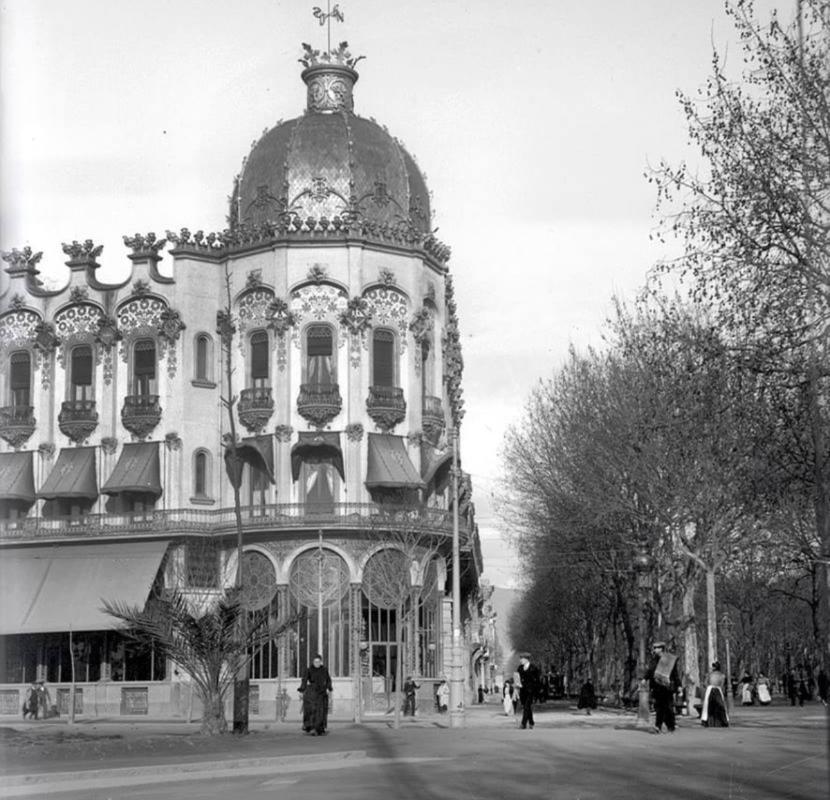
[449,427,465,728]
[633,547,653,727]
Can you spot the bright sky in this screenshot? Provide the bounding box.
[0,0,794,587]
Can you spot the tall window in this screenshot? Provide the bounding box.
[421,341,434,398]
[249,463,269,512]
[250,330,269,388]
[194,334,211,382]
[9,351,31,406]
[305,325,334,386]
[372,329,396,387]
[193,450,209,498]
[69,345,94,402]
[132,339,157,395]
[184,540,220,589]
[301,461,337,511]
[287,549,351,677]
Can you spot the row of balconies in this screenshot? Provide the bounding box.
[0,388,445,446]
[0,502,472,544]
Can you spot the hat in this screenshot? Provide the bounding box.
[652,641,665,649]
[518,652,531,660]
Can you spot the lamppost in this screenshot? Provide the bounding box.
[449,427,465,728]
[720,613,734,713]
[633,546,653,727]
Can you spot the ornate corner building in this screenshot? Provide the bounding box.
[0,39,486,720]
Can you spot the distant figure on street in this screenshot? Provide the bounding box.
[403,676,420,717]
[516,653,541,730]
[22,681,38,720]
[756,673,771,706]
[740,670,754,705]
[645,641,679,734]
[35,682,51,720]
[503,679,515,716]
[436,678,449,713]
[298,654,332,736]
[817,670,828,707]
[577,679,597,715]
[700,661,729,728]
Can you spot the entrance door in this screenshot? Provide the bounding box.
[369,643,398,713]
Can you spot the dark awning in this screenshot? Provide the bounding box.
[366,433,425,490]
[0,450,35,503]
[37,447,97,501]
[291,431,344,481]
[0,540,169,634]
[101,442,162,497]
[240,435,275,484]
[421,441,453,486]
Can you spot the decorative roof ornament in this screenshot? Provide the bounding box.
[300,4,364,114]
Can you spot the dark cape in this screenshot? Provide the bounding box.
[299,664,333,734]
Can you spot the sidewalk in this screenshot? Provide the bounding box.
[0,698,826,795]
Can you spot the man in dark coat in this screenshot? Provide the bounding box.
[299,654,333,735]
[517,653,541,730]
[645,641,679,733]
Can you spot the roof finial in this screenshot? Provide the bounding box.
[312,2,345,55]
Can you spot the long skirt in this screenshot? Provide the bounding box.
[302,692,329,734]
[701,686,729,727]
[503,692,513,716]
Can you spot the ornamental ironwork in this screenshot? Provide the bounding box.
[366,386,406,431]
[289,549,350,609]
[297,383,342,429]
[58,400,98,444]
[121,395,162,440]
[238,387,275,434]
[0,406,36,449]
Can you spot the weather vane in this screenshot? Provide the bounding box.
[312,3,345,53]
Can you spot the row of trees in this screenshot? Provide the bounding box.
[501,0,829,703]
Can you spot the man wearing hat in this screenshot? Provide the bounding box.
[646,641,679,733]
[516,652,541,730]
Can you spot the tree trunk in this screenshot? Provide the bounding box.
[200,690,228,735]
[681,579,701,716]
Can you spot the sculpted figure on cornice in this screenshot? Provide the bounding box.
[2,247,42,274]
[62,240,103,264]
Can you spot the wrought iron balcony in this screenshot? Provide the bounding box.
[297,383,342,428]
[0,405,36,448]
[121,394,162,440]
[238,386,274,433]
[422,395,445,443]
[0,502,465,542]
[366,385,406,431]
[59,399,99,444]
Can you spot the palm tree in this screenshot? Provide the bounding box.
[102,589,293,735]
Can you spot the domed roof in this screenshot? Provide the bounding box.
[233,44,432,242]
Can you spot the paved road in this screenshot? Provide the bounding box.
[1,702,827,798]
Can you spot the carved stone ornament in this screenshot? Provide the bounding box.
[339,297,372,368]
[246,270,263,288]
[38,442,56,459]
[58,400,99,444]
[345,422,364,442]
[406,430,424,447]
[131,279,151,297]
[378,268,396,287]
[308,264,328,284]
[62,240,103,265]
[69,286,89,303]
[101,437,119,455]
[0,407,36,449]
[123,232,167,259]
[95,316,122,386]
[363,286,409,354]
[165,432,182,451]
[2,246,42,273]
[268,298,298,337]
[10,295,26,311]
[274,424,294,443]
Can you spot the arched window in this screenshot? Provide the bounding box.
[8,351,31,406]
[193,450,210,498]
[305,325,334,386]
[372,328,396,388]
[69,344,94,402]
[132,339,157,395]
[244,550,279,679]
[287,549,351,677]
[194,334,212,382]
[250,330,269,388]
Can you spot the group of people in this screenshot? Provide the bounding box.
[22,680,51,721]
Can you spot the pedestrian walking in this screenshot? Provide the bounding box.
[817,669,828,707]
[756,672,772,706]
[502,679,515,716]
[577,679,597,715]
[700,661,729,728]
[22,681,38,720]
[403,676,420,717]
[35,682,51,720]
[298,654,332,736]
[740,670,754,706]
[516,653,541,730]
[645,641,679,734]
[436,678,449,713]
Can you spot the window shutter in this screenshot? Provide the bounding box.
[307,325,333,357]
[373,329,395,386]
[72,347,93,386]
[134,340,156,376]
[250,331,269,380]
[10,352,31,389]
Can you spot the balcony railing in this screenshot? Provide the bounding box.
[59,399,99,444]
[121,395,162,439]
[238,386,274,433]
[297,383,342,428]
[0,502,467,542]
[422,395,445,444]
[0,405,36,449]
[366,385,406,431]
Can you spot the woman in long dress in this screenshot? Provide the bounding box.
[700,662,729,728]
[503,679,514,716]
